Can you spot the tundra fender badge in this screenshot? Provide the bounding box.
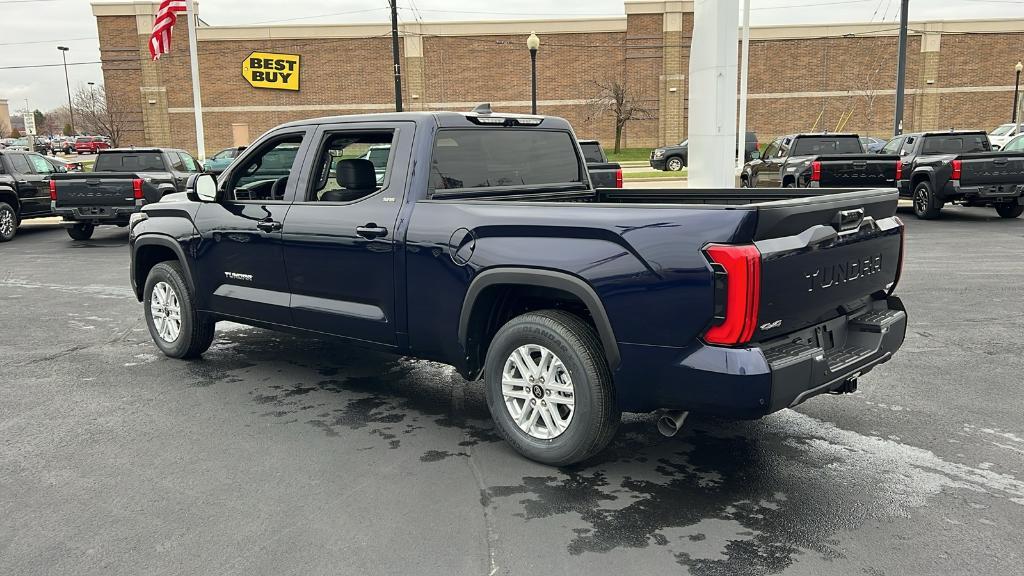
[224,271,253,282]
[760,320,783,331]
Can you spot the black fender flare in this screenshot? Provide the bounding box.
[0,186,20,212]
[132,234,195,300]
[910,167,936,189]
[459,268,620,370]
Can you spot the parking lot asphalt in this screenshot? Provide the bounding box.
[2,206,1023,576]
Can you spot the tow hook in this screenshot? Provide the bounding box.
[656,410,689,437]
[831,375,859,395]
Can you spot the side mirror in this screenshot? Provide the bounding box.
[187,173,218,202]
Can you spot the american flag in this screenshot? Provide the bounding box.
[148,0,188,60]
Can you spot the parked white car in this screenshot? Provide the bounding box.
[989,123,1020,149]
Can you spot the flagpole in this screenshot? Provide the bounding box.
[185,0,206,162]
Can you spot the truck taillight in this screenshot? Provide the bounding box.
[615,168,623,188]
[951,159,961,181]
[888,216,906,296]
[811,161,821,182]
[49,180,57,200]
[132,178,144,200]
[895,160,903,181]
[703,244,761,346]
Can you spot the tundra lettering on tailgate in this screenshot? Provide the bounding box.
[804,254,882,292]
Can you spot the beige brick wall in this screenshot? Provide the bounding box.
[93,7,1024,155]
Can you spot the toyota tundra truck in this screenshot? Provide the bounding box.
[128,109,908,465]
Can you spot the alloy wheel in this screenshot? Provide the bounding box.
[0,208,13,239]
[150,281,182,343]
[501,344,575,440]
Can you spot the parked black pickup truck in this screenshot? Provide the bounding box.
[128,110,907,465]
[51,148,204,240]
[0,150,63,242]
[880,130,1024,219]
[742,133,895,189]
[578,140,622,188]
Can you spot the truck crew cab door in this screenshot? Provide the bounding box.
[18,153,55,216]
[280,122,414,347]
[192,129,312,325]
[754,139,782,187]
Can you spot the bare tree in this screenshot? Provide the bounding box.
[0,120,9,139]
[586,77,655,153]
[72,84,129,146]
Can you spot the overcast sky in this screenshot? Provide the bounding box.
[3,0,1024,112]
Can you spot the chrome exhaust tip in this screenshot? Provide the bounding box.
[657,410,689,437]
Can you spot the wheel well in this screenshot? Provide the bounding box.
[0,189,19,212]
[133,244,179,301]
[911,172,930,189]
[462,284,595,379]
[782,175,796,187]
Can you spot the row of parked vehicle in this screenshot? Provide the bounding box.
[650,129,1024,220]
[0,135,111,155]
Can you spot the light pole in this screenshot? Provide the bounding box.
[527,32,540,114]
[1013,61,1023,135]
[57,46,75,135]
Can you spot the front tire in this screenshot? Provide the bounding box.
[67,223,95,241]
[484,310,620,466]
[912,181,943,219]
[143,261,215,359]
[666,156,685,172]
[995,203,1024,219]
[0,202,17,242]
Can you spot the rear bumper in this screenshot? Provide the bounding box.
[940,181,1024,203]
[54,204,139,224]
[613,296,907,416]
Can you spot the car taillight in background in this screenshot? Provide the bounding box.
[132,178,144,200]
[951,159,962,181]
[703,243,762,346]
[895,160,903,181]
[49,180,57,201]
[810,160,822,183]
[615,168,623,189]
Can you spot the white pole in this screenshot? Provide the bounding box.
[185,0,206,162]
[736,0,751,168]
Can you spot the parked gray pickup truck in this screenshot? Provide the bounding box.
[579,140,622,189]
[51,148,203,240]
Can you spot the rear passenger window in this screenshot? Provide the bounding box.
[169,154,186,171]
[305,131,394,203]
[27,154,53,174]
[178,152,199,172]
[9,154,32,174]
[429,130,583,194]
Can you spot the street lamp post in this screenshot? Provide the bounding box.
[57,46,75,135]
[1014,61,1023,138]
[527,32,540,115]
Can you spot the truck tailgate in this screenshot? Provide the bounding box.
[813,154,898,188]
[752,200,902,342]
[53,174,138,207]
[959,152,1024,186]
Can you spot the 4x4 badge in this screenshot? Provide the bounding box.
[760,320,783,331]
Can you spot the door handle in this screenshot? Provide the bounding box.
[256,219,283,232]
[356,224,388,239]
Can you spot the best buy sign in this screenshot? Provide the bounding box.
[242,52,300,91]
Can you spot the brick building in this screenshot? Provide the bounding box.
[92,0,1024,154]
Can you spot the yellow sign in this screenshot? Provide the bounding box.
[242,52,300,91]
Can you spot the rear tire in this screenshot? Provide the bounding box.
[143,261,215,359]
[67,223,95,241]
[0,202,17,242]
[483,310,620,466]
[912,181,943,219]
[995,204,1024,219]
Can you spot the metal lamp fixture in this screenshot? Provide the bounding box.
[527,32,540,115]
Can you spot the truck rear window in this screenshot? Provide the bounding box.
[94,152,165,172]
[579,143,605,164]
[429,129,583,193]
[922,135,990,154]
[791,137,863,156]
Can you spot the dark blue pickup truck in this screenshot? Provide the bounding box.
[128,110,908,465]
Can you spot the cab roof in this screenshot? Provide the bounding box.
[277,109,573,131]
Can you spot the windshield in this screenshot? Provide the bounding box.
[990,124,1016,136]
[921,134,990,154]
[791,137,863,156]
[429,129,584,194]
[94,152,166,172]
[1002,135,1024,152]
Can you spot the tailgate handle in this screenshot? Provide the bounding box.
[832,208,865,232]
[852,161,867,168]
[993,158,1008,165]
